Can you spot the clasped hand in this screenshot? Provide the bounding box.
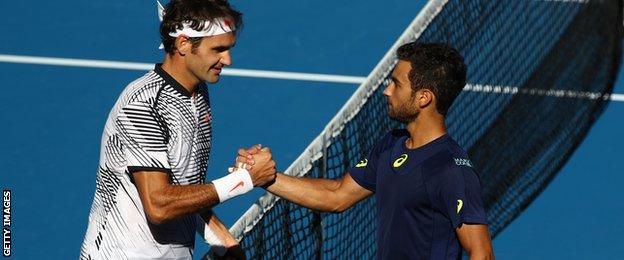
[231,144,276,187]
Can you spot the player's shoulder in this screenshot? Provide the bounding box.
[118,70,165,105]
[422,137,477,180]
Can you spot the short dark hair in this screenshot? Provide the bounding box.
[396,42,466,116]
[160,0,243,53]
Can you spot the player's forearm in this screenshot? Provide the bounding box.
[147,184,220,224]
[200,210,238,247]
[266,173,345,212]
[467,248,494,260]
[465,239,494,260]
[458,224,495,260]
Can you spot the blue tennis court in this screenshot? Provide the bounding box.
[1,0,622,259]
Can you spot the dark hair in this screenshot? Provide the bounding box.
[160,0,243,53]
[396,42,466,116]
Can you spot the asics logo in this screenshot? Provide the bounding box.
[393,154,408,168]
[355,159,368,168]
[457,199,463,214]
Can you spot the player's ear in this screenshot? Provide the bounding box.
[416,89,434,108]
[175,35,191,56]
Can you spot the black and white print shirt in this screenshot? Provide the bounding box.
[81,64,212,260]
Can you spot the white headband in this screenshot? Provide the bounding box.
[157,1,236,49]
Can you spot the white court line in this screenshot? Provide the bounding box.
[0,54,622,102]
[0,54,366,84]
[611,94,624,102]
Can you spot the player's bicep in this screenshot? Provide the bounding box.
[336,173,374,210]
[349,156,378,192]
[132,171,170,218]
[456,224,494,258]
[438,166,487,228]
[116,101,171,172]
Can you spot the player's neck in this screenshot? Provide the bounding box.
[162,55,200,95]
[405,113,447,150]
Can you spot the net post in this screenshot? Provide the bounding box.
[312,209,323,260]
[257,220,265,258]
[620,0,624,36]
[313,131,331,259]
[281,202,292,259]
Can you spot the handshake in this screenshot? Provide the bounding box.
[228,144,277,188]
[212,145,276,204]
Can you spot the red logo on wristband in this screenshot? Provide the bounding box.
[229,181,245,193]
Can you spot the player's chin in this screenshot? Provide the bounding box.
[387,105,395,115]
[205,74,221,84]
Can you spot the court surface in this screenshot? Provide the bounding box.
[0,1,622,259]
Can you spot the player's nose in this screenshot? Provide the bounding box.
[383,83,393,97]
[220,50,232,66]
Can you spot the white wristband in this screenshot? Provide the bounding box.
[212,168,254,203]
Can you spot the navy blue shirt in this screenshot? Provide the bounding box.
[350,130,487,260]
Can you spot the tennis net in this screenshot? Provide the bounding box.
[229,0,623,258]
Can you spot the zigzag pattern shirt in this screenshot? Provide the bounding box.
[81,64,212,259]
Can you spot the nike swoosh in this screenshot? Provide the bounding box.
[229,181,245,194]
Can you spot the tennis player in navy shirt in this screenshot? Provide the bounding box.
[238,42,494,259]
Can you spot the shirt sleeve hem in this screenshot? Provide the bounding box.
[453,215,488,228]
[350,173,376,192]
[127,166,172,174]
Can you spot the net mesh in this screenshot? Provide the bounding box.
[229,0,622,258]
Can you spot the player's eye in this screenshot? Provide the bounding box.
[392,78,399,87]
[213,46,230,52]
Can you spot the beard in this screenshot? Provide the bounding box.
[388,99,419,124]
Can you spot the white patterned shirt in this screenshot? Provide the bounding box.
[81,64,213,259]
